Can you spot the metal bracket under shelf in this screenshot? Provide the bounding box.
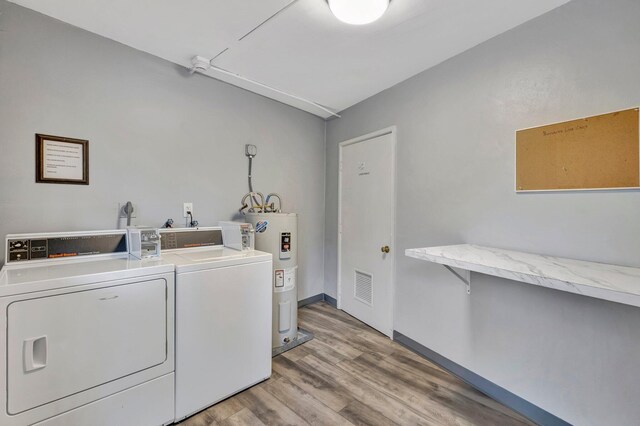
[443,265,471,294]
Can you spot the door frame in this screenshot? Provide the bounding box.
[337,126,397,338]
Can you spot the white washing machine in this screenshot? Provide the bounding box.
[0,230,175,426]
[159,227,272,421]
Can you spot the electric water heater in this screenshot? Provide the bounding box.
[245,212,298,349]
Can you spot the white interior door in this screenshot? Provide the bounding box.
[339,127,395,337]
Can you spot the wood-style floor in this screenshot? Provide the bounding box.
[179,302,533,426]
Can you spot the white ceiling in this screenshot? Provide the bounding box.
[10,0,570,118]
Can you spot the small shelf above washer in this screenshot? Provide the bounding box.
[405,244,640,308]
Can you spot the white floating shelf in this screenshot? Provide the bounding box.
[405,244,640,308]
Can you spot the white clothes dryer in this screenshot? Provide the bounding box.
[0,230,175,426]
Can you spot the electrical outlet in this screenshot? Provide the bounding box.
[183,203,193,218]
[118,202,137,219]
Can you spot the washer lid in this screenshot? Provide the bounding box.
[166,248,272,273]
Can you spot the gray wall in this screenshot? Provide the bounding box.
[325,0,640,424]
[0,1,326,300]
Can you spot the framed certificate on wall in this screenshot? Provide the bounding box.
[36,134,89,185]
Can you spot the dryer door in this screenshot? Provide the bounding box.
[7,278,167,414]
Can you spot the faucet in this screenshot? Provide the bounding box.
[123,201,134,227]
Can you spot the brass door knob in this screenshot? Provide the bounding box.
[381,245,390,253]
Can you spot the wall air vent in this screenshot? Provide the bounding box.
[354,270,373,306]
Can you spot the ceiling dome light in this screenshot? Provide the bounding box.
[328,0,389,25]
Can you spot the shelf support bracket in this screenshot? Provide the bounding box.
[443,265,471,294]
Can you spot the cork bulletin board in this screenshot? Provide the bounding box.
[515,108,639,191]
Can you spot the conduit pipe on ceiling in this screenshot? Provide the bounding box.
[188,56,341,119]
[207,63,341,118]
[186,0,341,119]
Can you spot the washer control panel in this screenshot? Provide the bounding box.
[160,228,223,251]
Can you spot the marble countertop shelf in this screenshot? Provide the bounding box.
[405,244,640,308]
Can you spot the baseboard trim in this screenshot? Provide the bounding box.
[298,294,325,308]
[298,293,338,308]
[393,331,570,426]
[323,293,337,307]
